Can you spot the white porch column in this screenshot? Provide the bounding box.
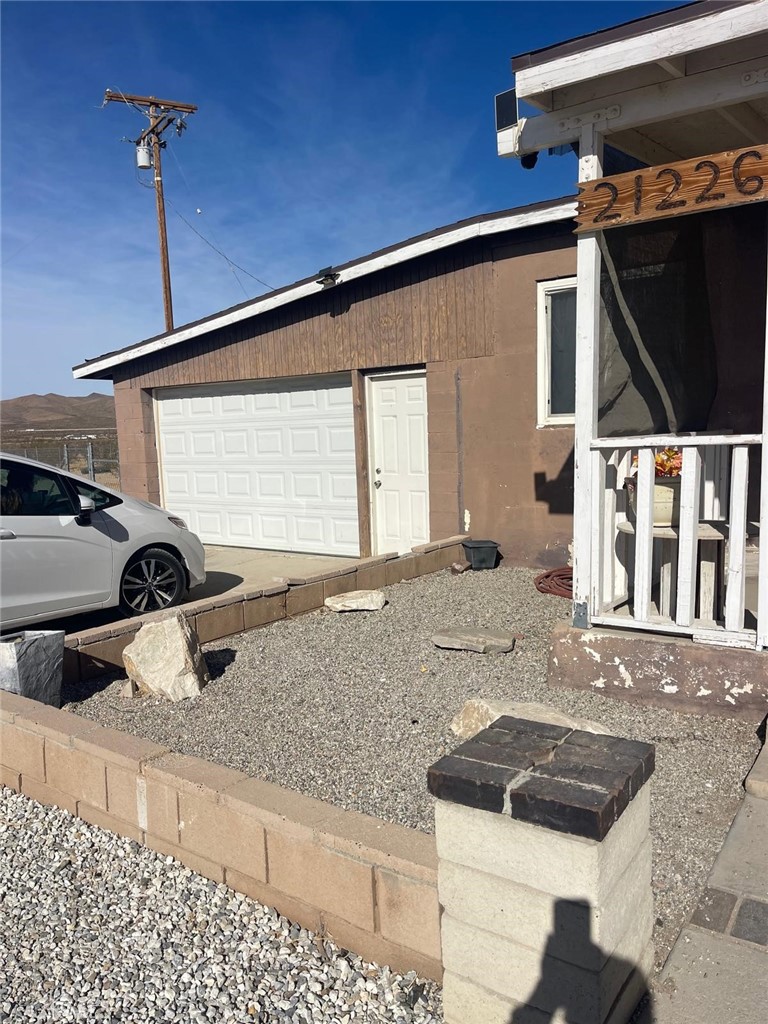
[757,239,768,649]
[572,125,603,628]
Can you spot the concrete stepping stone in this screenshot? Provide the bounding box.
[324,590,386,612]
[431,627,516,654]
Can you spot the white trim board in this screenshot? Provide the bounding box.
[514,0,768,100]
[73,201,576,381]
[500,55,768,158]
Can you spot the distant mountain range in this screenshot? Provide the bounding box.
[0,393,116,430]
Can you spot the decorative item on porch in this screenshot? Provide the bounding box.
[625,447,682,526]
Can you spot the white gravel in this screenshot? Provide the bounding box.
[68,565,761,970]
[0,788,441,1024]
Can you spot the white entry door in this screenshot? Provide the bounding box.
[367,371,429,555]
[156,376,359,556]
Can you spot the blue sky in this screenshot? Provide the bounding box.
[1,0,688,400]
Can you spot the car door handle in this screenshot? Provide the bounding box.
[0,529,17,540]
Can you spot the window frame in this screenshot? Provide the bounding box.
[536,276,578,428]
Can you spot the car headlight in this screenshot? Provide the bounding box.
[167,516,188,530]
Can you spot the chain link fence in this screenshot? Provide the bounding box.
[2,441,121,490]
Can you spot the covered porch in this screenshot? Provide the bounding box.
[500,0,768,657]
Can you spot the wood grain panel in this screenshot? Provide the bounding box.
[120,229,559,388]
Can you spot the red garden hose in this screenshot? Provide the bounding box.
[534,566,573,599]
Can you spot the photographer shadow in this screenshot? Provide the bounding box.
[509,900,653,1024]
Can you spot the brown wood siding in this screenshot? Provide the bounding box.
[114,238,499,389]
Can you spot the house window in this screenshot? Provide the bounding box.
[537,277,577,426]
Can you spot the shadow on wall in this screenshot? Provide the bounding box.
[534,450,575,517]
[509,900,652,1024]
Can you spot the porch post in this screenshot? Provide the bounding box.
[572,125,603,628]
[757,239,768,649]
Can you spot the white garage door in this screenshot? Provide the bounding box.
[156,376,359,556]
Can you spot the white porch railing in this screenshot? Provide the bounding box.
[588,433,761,648]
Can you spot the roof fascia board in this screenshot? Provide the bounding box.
[514,0,768,100]
[500,53,768,157]
[73,201,576,380]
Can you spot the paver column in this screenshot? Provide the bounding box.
[428,716,656,1024]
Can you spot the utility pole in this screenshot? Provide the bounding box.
[103,91,198,333]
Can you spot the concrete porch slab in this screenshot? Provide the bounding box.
[548,623,768,721]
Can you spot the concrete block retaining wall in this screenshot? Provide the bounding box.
[66,536,469,685]
[0,690,442,981]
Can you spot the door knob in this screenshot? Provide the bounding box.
[373,480,382,489]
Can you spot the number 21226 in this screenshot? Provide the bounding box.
[575,144,768,233]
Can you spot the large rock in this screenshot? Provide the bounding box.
[450,698,608,740]
[122,611,209,702]
[324,590,387,612]
[432,627,516,654]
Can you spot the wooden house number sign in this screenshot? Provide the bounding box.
[575,143,768,233]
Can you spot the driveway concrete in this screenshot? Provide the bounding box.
[193,545,357,601]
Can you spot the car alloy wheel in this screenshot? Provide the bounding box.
[120,548,186,615]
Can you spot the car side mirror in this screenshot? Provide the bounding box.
[77,495,96,525]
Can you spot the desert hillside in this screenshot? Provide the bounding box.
[0,393,116,431]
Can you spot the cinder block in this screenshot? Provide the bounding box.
[442,913,638,1022]
[21,775,78,815]
[0,765,20,791]
[437,544,464,569]
[223,776,341,837]
[317,807,438,884]
[77,802,143,844]
[442,971,527,1024]
[386,556,418,586]
[324,572,358,600]
[244,593,286,629]
[75,724,166,772]
[267,829,375,930]
[225,868,322,935]
[438,838,652,969]
[195,601,245,644]
[435,785,650,904]
[143,833,224,883]
[320,910,442,983]
[79,634,136,680]
[144,752,245,795]
[414,550,441,576]
[62,645,80,685]
[356,563,387,591]
[286,582,324,617]
[106,764,143,826]
[143,773,178,842]
[376,868,441,960]
[178,789,267,882]
[3,698,83,745]
[0,724,45,780]
[45,740,107,810]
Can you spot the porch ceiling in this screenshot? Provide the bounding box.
[501,2,768,164]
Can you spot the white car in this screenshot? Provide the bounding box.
[0,454,206,630]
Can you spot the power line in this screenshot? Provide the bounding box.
[164,194,274,293]
[164,139,274,295]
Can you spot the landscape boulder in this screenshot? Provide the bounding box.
[324,590,387,612]
[450,697,608,740]
[122,610,209,702]
[432,627,516,654]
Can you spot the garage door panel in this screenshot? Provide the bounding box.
[157,377,359,556]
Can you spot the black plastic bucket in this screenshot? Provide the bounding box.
[462,539,500,570]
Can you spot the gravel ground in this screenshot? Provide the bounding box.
[0,788,441,1024]
[68,566,761,970]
